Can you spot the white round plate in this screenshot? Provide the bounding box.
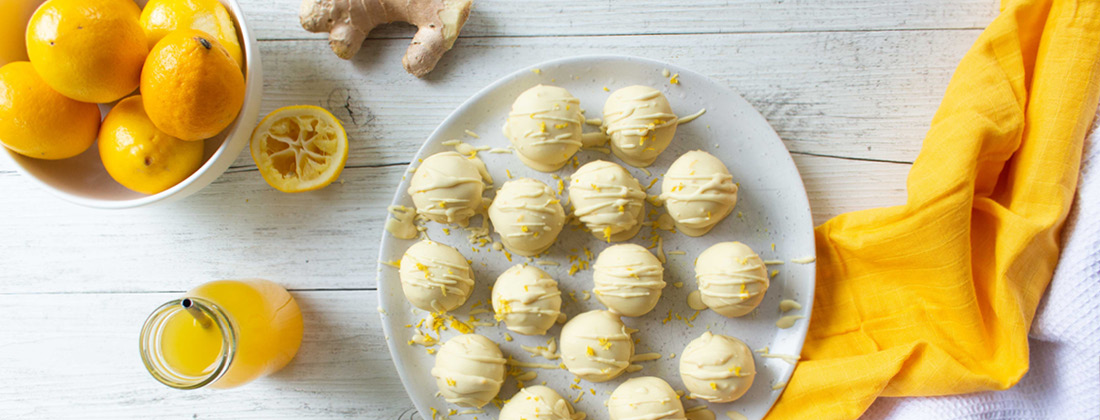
[378,55,815,420]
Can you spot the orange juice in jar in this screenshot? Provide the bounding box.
[140,279,303,389]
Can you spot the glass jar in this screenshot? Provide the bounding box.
[139,279,303,389]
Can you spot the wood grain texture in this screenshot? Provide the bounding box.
[246,30,978,169]
[1,30,979,173]
[249,0,997,41]
[0,291,416,419]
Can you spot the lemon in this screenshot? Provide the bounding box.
[98,96,205,195]
[250,106,348,193]
[140,0,244,69]
[0,61,100,160]
[25,0,148,103]
[141,29,245,141]
[0,0,44,66]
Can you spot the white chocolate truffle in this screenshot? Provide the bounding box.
[679,332,756,403]
[430,334,506,408]
[560,310,634,382]
[694,242,769,317]
[593,244,665,317]
[492,264,563,335]
[608,376,687,420]
[601,86,678,167]
[659,151,738,236]
[398,240,475,312]
[568,160,646,242]
[503,85,584,172]
[407,151,485,226]
[488,178,566,256]
[499,385,585,420]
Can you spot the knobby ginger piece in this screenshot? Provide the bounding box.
[299,0,473,77]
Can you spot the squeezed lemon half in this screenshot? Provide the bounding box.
[250,105,348,193]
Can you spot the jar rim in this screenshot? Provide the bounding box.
[139,297,237,389]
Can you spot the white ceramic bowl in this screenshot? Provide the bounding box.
[0,0,263,209]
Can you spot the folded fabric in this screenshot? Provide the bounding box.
[765,0,1100,418]
[863,102,1100,420]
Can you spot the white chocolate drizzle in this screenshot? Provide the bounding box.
[630,352,662,362]
[601,86,679,168]
[694,242,769,318]
[608,376,687,420]
[726,411,748,420]
[430,334,506,408]
[493,265,563,335]
[407,151,485,226]
[520,337,561,360]
[499,385,587,420]
[385,205,419,239]
[687,290,707,311]
[659,151,738,237]
[488,178,566,257]
[755,346,801,365]
[560,310,635,382]
[779,299,802,312]
[593,244,666,317]
[776,315,805,329]
[505,357,558,369]
[679,332,756,403]
[503,85,585,172]
[398,240,475,312]
[677,108,706,124]
[685,407,715,420]
[569,160,647,242]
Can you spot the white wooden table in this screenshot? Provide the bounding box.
[0,1,998,418]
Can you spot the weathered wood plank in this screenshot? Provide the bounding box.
[249,30,977,168]
[794,154,909,223]
[244,0,997,41]
[0,291,415,419]
[0,154,908,294]
[0,164,394,294]
[1,29,963,174]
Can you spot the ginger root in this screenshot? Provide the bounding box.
[299,0,473,77]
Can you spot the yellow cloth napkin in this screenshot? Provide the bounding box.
[765,0,1100,418]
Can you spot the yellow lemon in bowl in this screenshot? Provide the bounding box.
[98,96,205,195]
[250,106,348,193]
[0,61,100,160]
[140,0,244,69]
[141,29,245,142]
[25,0,148,103]
[0,0,44,66]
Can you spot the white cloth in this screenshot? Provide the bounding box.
[862,111,1100,419]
